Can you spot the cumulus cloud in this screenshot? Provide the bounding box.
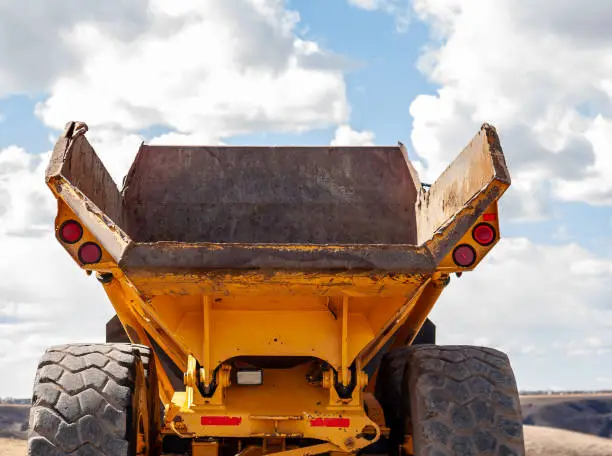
[330,124,375,146]
[34,0,350,143]
[348,0,386,10]
[0,0,151,96]
[409,0,612,220]
[0,147,54,237]
[0,146,114,396]
[346,0,411,32]
[430,237,612,390]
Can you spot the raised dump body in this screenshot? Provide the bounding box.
[30,121,524,456]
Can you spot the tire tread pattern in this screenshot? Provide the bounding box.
[405,345,525,456]
[27,343,149,456]
[374,346,412,445]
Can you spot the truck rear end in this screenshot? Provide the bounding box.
[28,122,524,456]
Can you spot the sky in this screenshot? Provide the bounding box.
[1,0,612,398]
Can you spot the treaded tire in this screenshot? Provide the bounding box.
[27,343,159,456]
[405,345,525,455]
[376,345,525,456]
[375,347,411,447]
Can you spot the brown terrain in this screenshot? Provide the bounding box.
[520,393,612,438]
[2,394,612,455]
[0,405,28,440]
[0,404,28,456]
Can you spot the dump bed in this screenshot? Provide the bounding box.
[45,121,511,430]
[124,144,418,245]
[46,122,509,282]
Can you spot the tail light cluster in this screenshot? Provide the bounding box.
[58,220,103,265]
[452,218,497,268]
[58,220,83,244]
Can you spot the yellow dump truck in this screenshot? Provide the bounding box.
[28,121,524,456]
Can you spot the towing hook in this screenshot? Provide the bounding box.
[432,273,451,288]
[96,272,114,284]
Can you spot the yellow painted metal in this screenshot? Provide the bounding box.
[139,293,385,374]
[168,363,379,452]
[202,296,213,386]
[340,296,350,387]
[402,436,414,456]
[128,269,429,298]
[43,121,511,453]
[363,392,389,437]
[266,443,338,456]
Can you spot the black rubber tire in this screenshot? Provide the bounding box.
[377,345,525,456]
[132,344,162,455]
[27,343,159,456]
[375,347,411,447]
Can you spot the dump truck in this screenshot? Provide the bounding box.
[28,121,525,456]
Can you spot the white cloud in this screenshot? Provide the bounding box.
[34,0,350,142]
[430,237,612,390]
[409,0,612,220]
[348,0,384,10]
[346,0,411,32]
[0,0,151,96]
[0,147,54,237]
[0,146,113,397]
[330,124,375,146]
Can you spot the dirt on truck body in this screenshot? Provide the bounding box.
[28,121,524,455]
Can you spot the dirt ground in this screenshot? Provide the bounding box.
[0,406,27,440]
[524,425,612,456]
[520,394,612,438]
[0,438,25,456]
[3,427,612,456]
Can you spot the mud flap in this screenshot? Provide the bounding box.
[412,318,436,345]
[364,319,436,379]
[106,314,130,343]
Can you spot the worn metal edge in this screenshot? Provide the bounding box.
[118,242,437,274]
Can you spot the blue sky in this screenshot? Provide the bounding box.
[1,0,612,397]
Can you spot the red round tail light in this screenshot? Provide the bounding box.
[472,223,496,246]
[59,220,83,244]
[78,242,102,265]
[452,244,476,268]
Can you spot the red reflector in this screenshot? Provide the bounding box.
[59,220,83,244]
[452,244,476,268]
[472,223,496,246]
[201,416,242,426]
[78,242,102,264]
[310,417,350,428]
[483,213,496,221]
